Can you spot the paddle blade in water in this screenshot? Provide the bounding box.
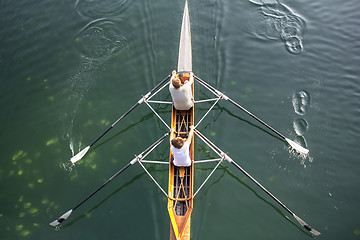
[70,146,90,164]
[293,214,321,236]
[49,210,73,226]
[285,138,309,155]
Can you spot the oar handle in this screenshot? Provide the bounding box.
[194,129,222,154]
[149,74,171,95]
[138,132,170,159]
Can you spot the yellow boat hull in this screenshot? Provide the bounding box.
[168,73,194,240]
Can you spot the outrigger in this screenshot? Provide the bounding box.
[50,1,320,238]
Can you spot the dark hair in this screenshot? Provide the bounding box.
[171,137,184,149]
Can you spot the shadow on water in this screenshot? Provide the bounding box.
[193,104,312,235]
[60,165,169,229]
[60,170,146,229]
[224,164,312,236]
[91,107,172,152]
[61,134,309,236]
[208,103,284,143]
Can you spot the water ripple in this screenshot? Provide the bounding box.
[248,1,306,54]
[293,118,309,136]
[292,90,311,115]
[75,19,129,59]
[75,0,130,18]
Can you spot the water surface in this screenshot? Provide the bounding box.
[1,0,360,239]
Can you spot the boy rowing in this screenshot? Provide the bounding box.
[170,125,194,167]
[169,70,194,110]
[169,70,194,167]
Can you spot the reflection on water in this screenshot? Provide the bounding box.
[247,0,306,54]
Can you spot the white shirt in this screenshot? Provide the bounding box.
[169,81,193,110]
[171,141,192,167]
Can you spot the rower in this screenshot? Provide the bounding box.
[169,70,194,110]
[170,125,194,167]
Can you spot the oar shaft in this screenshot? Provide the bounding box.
[194,76,285,140]
[51,133,170,226]
[195,129,291,214]
[227,98,285,140]
[194,129,319,235]
[73,162,132,210]
[75,132,169,210]
[88,75,170,148]
[89,102,139,147]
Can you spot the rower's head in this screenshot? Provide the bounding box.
[172,76,181,89]
[171,137,184,149]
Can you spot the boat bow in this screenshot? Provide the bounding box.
[177,0,192,73]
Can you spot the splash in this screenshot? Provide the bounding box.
[293,118,309,136]
[292,90,311,115]
[286,129,314,168]
[69,140,75,157]
[62,15,129,152]
[61,162,74,172]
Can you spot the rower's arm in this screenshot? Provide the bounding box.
[186,125,194,145]
[188,72,194,85]
[170,128,175,144]
[170,70,176,84]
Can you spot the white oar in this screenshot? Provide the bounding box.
[194,129,320,236]
[194,76,309,155]
[50,132,169,226]
[70,75,171,164]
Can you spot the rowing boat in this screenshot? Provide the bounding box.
[50,0,320,237]
[168,2,193,239]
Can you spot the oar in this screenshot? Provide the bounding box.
[49,162,132,226]
[194,129,320,236]
[194,76,309,155]
[70,75,171,164]
[50,132,169,226]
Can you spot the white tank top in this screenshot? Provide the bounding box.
[171,141,191,167]
[169,81,193,110]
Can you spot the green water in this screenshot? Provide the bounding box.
[1,0,360,239]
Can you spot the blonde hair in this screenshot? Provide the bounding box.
[172,77,181,89]
[171,137,184,149]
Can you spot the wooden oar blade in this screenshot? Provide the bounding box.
[49,209,73,226]
[293,214,321,236]
[285,138,309,155]
[70,146,90,164]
